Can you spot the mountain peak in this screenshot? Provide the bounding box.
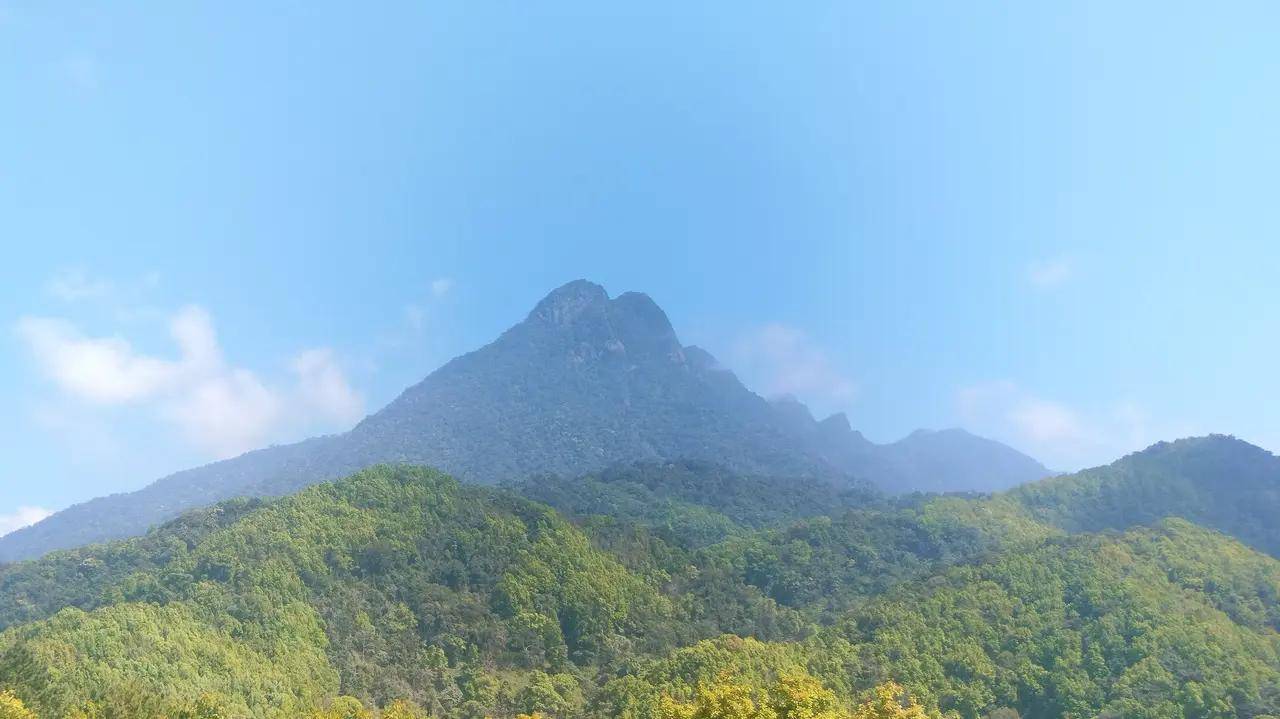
[817,412,853,435]
[901,427,974,443]
[608,291,681,359]
[771,395,817,432]
[519,281,684,364]
[527,279,610,325]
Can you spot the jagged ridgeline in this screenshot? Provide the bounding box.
[0,281,1048,563]
[1,440,1279,718]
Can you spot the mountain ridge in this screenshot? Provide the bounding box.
[0,280,1047,562]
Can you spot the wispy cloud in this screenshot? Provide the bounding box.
[46,267,114,302]
[732,323,857,407]
[397,278,456,340]
[431,277,455,298]
[956,380,1198,470]
[1008,398,1084,443]
[1026,256,1074,289]
[43,267,167,325]
[399,304,425,335]
[0,506,52,537]
[15,305,365,459]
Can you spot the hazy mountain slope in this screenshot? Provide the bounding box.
[769,398,1051,494]
[821,420,1051,494]
[0,281,1046,562]
[0,438,338,566]
[1010,434,1280,556]
[307,282,833,490]
[879,427,1053,493]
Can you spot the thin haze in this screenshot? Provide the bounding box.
[1,2,1278,528]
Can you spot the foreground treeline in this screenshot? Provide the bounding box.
[0,437,1279,718]
[0,676,936,719]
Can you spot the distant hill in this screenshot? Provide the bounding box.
[1009,434,1280,556]
[0,280,1046,562]
[772,398,1052,494]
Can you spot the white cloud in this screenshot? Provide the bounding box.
[14,316,186,404]
[16,306,364,459]
[0,506,52,537]
[732,323,857,407]
[1026,256,1074,289]
[956,380,1197,470]
[162,369,284,458]
[291,348,365,426]
[431,277,455,298]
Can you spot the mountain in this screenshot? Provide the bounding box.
[1,463,1278,718]
[1009,434,1280,556]
[0,280,1046,562]
[880,427,1055,494]
[785,405,1052,494]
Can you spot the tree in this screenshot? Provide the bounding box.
[382,700,430,719]
[306,696,372,719]
[851,683,930,719]
[770,675,841,719]
[0,692,36,719]
[172,694,228,719]
[659,678,776,719]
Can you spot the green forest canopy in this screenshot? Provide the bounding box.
[0,435,1278,718]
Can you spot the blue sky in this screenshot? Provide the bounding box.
[2,2,1278,531]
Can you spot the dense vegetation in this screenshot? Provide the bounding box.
[511,460,879,549]
[0,281,1047,562]
[1,436,1279,718]
[1010,435,1280,556]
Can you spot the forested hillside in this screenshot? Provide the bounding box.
[1,443,1278,719]
[1009,435,1280,556]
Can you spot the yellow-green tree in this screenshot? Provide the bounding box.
[850,683,929,719]
[173,693,229,719]
[660,673,849,719]
[0,691,36,719]
[305,696,373,719]
[769,675,842,719]
[381,700,429,719]
[659,677,776,719]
